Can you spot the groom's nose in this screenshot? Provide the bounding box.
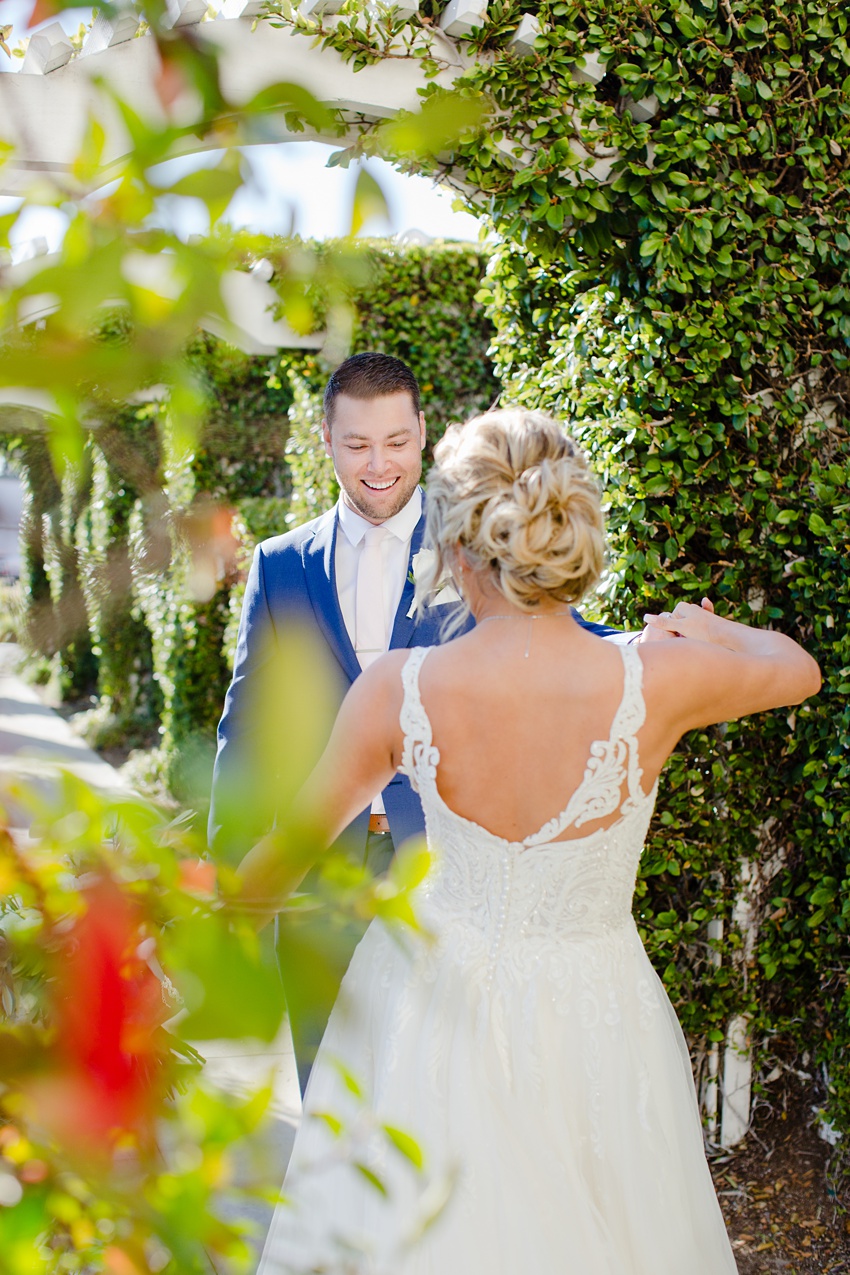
[367,446,393,474]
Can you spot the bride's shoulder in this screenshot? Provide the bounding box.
[348,649,418,706]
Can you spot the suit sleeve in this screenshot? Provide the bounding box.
[571,608,638,643]
[208,544,279,863]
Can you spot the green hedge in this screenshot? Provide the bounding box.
[15,432,62,662]
[44,455,98,701]
[75,411,162,743]
[132,346,294,801]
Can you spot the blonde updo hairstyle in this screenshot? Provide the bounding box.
[416,408,606,632]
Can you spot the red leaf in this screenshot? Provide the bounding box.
[29,0,62,28]
[44,876,169,1152]
[178,858,217,896]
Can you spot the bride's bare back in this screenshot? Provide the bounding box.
[414,620,639,844]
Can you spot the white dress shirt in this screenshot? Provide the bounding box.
[335,487,423,815]
[335,487,422,649]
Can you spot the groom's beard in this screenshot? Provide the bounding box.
[341,470,420,524]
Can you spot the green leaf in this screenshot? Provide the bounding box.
[349,167,391,237]
[808,512,829,536]
[693,224,712,254]
[545,202,566,230]
[376,91,488,160]
[44,395,85,479]
[354,1163,388,1196]
[312,1111,345,1137]
[382,1124,425,1170]
[167,913,285,1042]
[239,81,338,134]
[640,232,665,258]
[167,160,243,223]
[388,838,431,893]
[330,1057,365,1100]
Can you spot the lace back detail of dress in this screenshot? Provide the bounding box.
[399,646,439,796]
[399,643,649,846]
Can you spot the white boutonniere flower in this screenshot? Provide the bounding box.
[407,548,462,617]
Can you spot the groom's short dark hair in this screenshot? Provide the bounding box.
[324,352,421,424]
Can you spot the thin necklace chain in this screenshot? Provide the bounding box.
[478,612,573,658]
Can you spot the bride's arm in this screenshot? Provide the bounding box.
[642,601,821,734]
[231,653,406,929]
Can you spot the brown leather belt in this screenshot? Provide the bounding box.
[368,813,390,835]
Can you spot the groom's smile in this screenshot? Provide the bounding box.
[322,390,427,525]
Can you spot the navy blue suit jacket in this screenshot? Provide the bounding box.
[208,499,620,861]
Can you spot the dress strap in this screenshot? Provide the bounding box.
[399,647,439,795]
[611,643,647,806]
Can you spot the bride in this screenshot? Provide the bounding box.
[237,408,820,1275]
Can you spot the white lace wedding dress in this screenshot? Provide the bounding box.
[258,644,738,1274]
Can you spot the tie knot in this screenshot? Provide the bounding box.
[363,524,389,547]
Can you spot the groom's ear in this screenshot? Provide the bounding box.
[418,412,426,450]
[321,417,333,458]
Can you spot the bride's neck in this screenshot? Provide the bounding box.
[473,601,574,623]
[459,560,575,625]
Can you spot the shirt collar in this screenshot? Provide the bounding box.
[337,486,423,547]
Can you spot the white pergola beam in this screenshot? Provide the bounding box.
[571,49,606,85]
[0,20,471,197]
[300,0,347,16]
[509,14,541,57]
[626,93,659,123]
[720,1014,753,1148]
[439,0,489,39]
[388,0,421,20]
[209,269,325,354]
[80,11,141,57]
[20,21,73,75]
[165,0,211,28]
[218,0,268,16]
[1,250,324,358]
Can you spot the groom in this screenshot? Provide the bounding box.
[209,351,622,867]
[209,352,621,1069]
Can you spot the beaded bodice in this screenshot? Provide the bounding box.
[399,644,658,954]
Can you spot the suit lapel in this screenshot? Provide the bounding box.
[302,509,362,684]
[388,512,426,651]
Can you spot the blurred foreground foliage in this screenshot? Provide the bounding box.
[0,1,480,1267]
[0,764,431,1273]
[0,769,285,1274]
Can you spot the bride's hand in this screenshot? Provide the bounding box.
[642,597,716,641]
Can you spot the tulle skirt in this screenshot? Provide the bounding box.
[259,916,738,1275]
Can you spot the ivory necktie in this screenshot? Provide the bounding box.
[355,524,389,670]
